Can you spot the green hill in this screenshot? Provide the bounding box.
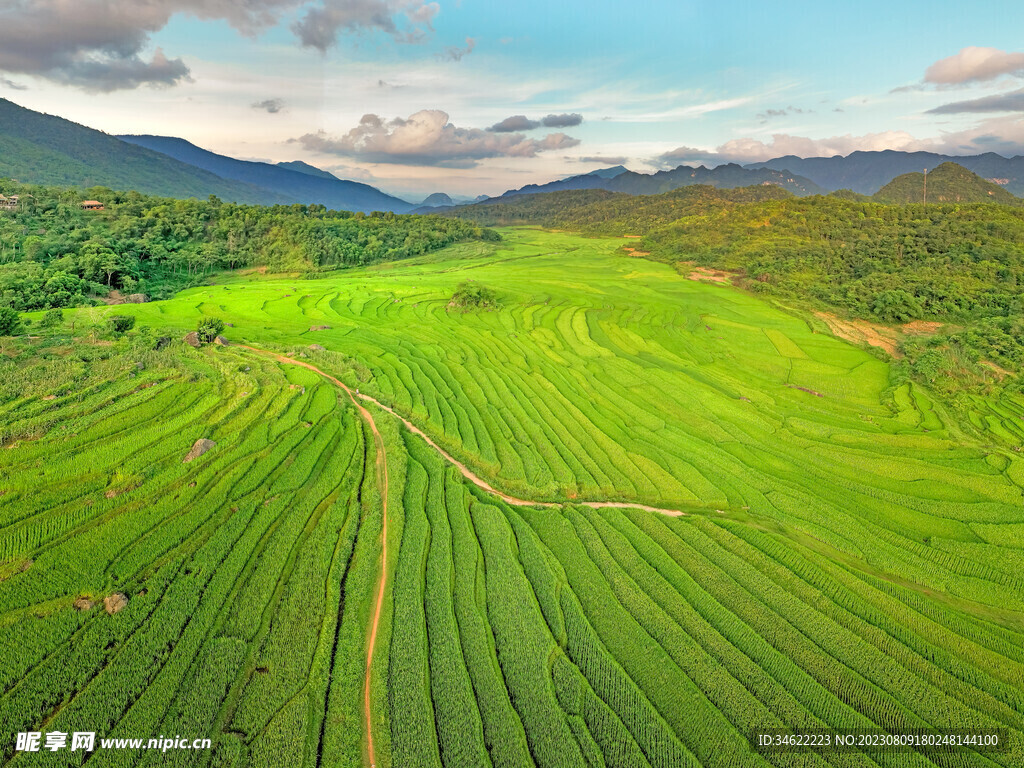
[0,98,285,204]
[874,162,1020,205]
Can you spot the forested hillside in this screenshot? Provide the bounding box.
[875,162,1021,205]
[0,181,497,311]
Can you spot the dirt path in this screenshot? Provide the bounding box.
[236,344,687,765]
[237,345,388,768]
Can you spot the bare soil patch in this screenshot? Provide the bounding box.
[814,311,901,357]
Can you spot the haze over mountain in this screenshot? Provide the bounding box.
[118,135,413,213]
[747,150,1024,196]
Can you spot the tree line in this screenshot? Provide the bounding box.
[0,180,498,312]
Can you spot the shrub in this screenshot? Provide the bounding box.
[39,308,64,328]
[449,281,499,310]
[107,315,136,334]
[197,317,225,343]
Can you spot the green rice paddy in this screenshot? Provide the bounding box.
[2,228,1023,766]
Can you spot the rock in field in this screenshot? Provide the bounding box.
[309,344,325,351]
[214,336,229,346]
[183,331,201,348]
[183,438,216,463]
[309,325,331,331]
[104,593,128,615]
[74,596,95,611]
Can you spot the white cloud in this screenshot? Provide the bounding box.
[925,47,1024,85]
[294,110,581,167]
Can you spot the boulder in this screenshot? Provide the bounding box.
[183,438,216,463]
[103,593,128,615]
[309,344,325,351]
[184,331,201,348]
[126,293,148,304]
[73,596,95,611]
[214,336,229,346]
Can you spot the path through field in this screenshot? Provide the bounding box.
[236,345,389,768]
[236,342,688,766]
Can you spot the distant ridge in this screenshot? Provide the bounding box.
[0,98,278,203]
[119,135,413,213]
[747,150,1024,196]
[498,162,824,199]
[276,160,338,180]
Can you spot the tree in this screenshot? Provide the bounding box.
[0,307,23,336]
[196,317,225,343]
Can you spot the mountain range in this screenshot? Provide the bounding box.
[117,135,412,213]
[495,163,825,198]
[746,150,1024,196]
[4,97,1024,212]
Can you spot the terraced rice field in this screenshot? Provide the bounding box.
[2,228,1024,766]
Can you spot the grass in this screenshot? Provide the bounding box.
[2,227,1023,766]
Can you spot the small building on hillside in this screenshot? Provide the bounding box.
[80,200,105,211]
[0,195,18,210]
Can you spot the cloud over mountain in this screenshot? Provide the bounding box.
[296,110,580,167]
[659,118,1024,166]
[929,88,1024,114]
[925,47,1024,85]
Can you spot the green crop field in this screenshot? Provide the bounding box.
[2,228,1023,766]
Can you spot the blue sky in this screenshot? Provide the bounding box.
[2,0,1024,199]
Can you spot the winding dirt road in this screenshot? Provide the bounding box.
[237,343,685,767]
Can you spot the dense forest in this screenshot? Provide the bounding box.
[448,183,1024,394]
[0,180,497,311]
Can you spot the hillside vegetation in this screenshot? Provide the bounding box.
[0,98,276,203]
[875,162,1021,206]
[3,230,1023,766]
[0,181,497,311]
[447,182,1024,394]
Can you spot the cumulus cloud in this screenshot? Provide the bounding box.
[294,110,580,167]
[252,98,286,113]
[439,36,475,61]
[488,112,583,132]
[0,0,440,90]
[541,112,583,128]
[928,88,1024,114]
[925,47,1024,85]
[488,115,540,132]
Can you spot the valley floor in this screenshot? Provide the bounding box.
[1,229,1023,767]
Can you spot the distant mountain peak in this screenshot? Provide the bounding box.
[420,192,454,207]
